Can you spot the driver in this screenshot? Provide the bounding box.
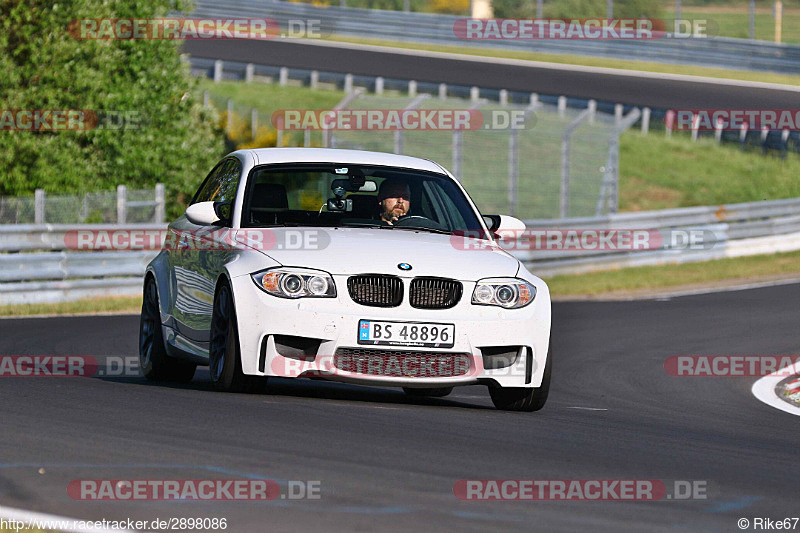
[377,178,411,225]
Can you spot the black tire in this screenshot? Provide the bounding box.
[139,277,196,383]
[209,282,265,393]
[403,387,453,398]
[489,343,552,412]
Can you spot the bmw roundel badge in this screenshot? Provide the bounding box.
[398,263,412,271]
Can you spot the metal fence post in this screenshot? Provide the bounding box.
[279,67,288,86]
[452,99,485,183]
[245,63,254,83]
[117,185,127,224]
[596,108,641,215]
[508,127,519,217]
[213,60,223,83]
[642,107,651,134]
[560,135,571,218]
[508,103,537,216]
[203,90,209,107]
[155,184,165,223]
[324,88,363,148]
[470,86,480,102]
[560,108,593,218]
[395,94,429,155]
[499,89,508,106]
[304,128,311,147]
[34,189,45,224]
[408,80,417,97]
[344,73,353,93]
[251,108,258,139]
[452,130,463,183]
[226,99,234,133]
[375,77,384,95]
[439,83,447,100]
[310,70,319,89]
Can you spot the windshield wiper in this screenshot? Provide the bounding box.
[388,226,452,235]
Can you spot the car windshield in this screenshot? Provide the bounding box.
[241,164,485,235]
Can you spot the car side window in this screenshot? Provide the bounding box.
[192,159,242,205]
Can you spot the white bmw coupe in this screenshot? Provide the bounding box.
[139,148,551,411]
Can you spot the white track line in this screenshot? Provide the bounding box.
[0,505,139,533]
[751,361,800,416]
[298,38,800,92]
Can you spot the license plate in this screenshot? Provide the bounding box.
[358,320,455,348]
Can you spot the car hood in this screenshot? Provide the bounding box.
[246,227,519,281]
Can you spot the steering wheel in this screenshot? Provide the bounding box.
[393,215,447,231]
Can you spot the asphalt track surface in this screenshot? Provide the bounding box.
[1,283,799,532]
[182,39,800,110]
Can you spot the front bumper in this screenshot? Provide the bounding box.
[230,273,551,389]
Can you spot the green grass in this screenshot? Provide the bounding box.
[619,132,800,211]
[544,249,800,296]
[0,296,142,317]
[323,35,800,86]
[198,79,344,117]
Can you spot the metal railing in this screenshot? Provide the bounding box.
[0,185,166,225]
[3,195,800,304]
[188,0,800,75]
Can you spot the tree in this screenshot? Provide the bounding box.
[0,0,225,217]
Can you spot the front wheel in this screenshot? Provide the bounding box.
[139,278,196,383]
[489,344,552,412]
[209,283,265,393]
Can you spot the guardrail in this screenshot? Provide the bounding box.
[517,197,800,275]
[3,195,800,304]
[189,0,800,75]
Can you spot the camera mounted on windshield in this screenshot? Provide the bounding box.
[327,167,376,213]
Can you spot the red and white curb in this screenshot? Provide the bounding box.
[751,361,800,416]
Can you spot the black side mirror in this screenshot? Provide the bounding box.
[483,215,501,232]
[213,201,232,226]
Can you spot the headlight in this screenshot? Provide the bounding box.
[471,278,536,309]
[251,268,336,299]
